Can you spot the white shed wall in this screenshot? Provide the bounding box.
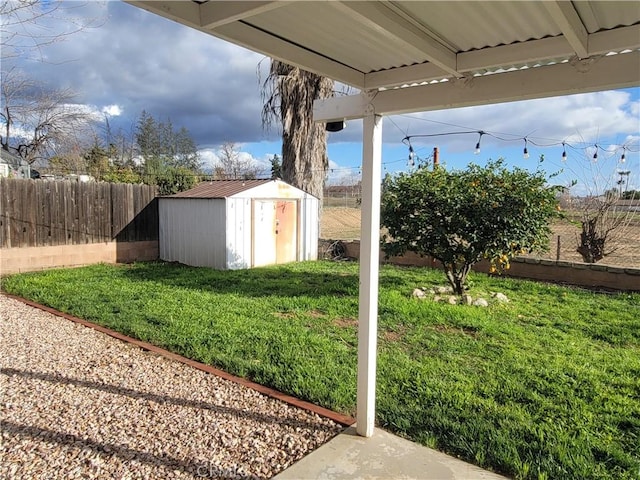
[299,196,319,261]
[225,198,252,269]
[159,198,227,269]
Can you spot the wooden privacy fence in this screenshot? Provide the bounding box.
[0,179,158,248]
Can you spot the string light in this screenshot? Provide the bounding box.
[408,145,415,167]
[474,131,484,155]
[523,138,530,159]
[399,123,638,165]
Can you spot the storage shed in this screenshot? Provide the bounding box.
[159,179,319,269]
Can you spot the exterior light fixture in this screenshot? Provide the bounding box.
[326,121,345,132]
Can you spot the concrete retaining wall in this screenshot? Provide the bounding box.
[319,239,640,292]
[1,241,159,275]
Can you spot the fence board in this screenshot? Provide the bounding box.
[0,178,9,247]
[26,180,36,246]
[0,179,158,248]
[18,180,30,247]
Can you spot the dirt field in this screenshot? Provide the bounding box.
[321,207,640,268]
[321,207,362,241]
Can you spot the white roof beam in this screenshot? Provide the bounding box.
[200,1,286,29]
[589,24,640,54]
[334,1,460,78]
[213,22,365,87]
[458,37,574,73]
[365,63,449,90]
[364,23,640,90]
[315,51,640,121]
[364,37,575,90]
[126,1,202,29]
[543,1,589,59]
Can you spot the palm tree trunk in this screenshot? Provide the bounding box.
[262,60,334,202]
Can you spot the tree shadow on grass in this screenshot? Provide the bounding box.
[118,262,363,299]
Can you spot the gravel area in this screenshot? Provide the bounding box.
[0,295,343,479]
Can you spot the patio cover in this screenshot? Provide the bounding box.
[127,0,640,437]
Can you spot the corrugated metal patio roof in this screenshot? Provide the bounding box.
[127,1,639,91]
[165,179,273,198]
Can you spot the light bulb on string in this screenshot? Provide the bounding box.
[561,142,567,162]
[523,138,530,159]
[620,148,626,163]
[592,145,598,162]
[474,131,484,155]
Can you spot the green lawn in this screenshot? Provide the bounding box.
[2,261,639,480]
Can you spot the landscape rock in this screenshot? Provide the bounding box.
[461,294,473,305]
[436,286,453,294]
[473,298,489,307]
[412,288,426,299]
[492,292,509,303]
[447,296,458,305]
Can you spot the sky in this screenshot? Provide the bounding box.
[3,0,639,195]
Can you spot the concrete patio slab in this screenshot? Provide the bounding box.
[274,426,510,480]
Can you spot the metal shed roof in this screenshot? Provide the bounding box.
[165,179,273,198]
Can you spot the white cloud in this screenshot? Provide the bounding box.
[199,149,219,171]
[102,105,122,117]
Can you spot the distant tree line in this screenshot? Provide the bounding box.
[42,110,202,195]
[604,189,639,200]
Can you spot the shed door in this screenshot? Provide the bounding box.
[275,200,297,264]
[252,200,277,267]
[252,200,297,267]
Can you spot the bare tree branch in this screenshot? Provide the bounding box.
[215,141,262,180]
[1,68,94,165]
[1,0,104,62]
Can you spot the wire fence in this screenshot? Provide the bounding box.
[320,203,640,268]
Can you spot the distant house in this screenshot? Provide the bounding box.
[0,150,31,179]
[159,179,319,270]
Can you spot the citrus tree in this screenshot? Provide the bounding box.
[381,159,561,295]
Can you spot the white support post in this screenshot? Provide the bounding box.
[356,108,383,437]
